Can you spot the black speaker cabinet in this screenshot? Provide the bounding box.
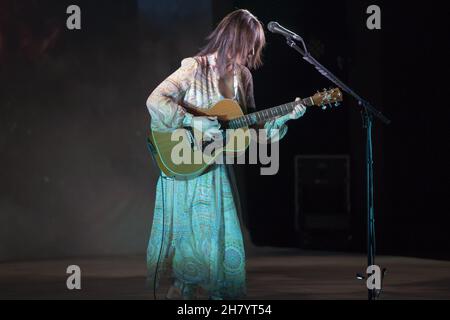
[295,155,351,250]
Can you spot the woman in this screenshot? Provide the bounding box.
[146,9,306,300]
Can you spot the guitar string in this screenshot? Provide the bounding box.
[229,98,310,129]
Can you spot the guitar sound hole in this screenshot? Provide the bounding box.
[219,120,230,129]
[202,133,226,154]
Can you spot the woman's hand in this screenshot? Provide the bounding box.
[191,116,222,140]
[289,98,307,120]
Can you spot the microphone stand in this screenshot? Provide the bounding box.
[285,37,390,300]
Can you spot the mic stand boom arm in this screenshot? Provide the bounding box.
[285,38,390,300]
[286,39,390,125]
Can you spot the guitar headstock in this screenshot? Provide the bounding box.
[312,88,343,110]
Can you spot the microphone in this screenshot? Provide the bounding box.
[267,21,303,41]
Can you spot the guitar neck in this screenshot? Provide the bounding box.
[228,97,314,129]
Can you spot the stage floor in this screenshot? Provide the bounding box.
[1,248,449,300]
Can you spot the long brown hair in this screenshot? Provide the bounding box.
[197,9,266,77]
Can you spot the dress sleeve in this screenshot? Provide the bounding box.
[242,67,288,143]
[146,58,198,131]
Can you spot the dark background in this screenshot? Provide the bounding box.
[0,0,448,262]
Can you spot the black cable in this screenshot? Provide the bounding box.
[153,174,166,300]
[146,139,166,300]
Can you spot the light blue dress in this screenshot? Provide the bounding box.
[146,54,287,299]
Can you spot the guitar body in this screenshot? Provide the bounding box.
[148,99,251,180]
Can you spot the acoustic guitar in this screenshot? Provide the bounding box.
[148,88,343,179]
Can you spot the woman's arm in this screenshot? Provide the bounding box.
[146,58,197,131]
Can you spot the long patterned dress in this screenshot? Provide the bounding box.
[146,54,287,299]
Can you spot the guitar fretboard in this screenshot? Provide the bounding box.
[228,97,314,129]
